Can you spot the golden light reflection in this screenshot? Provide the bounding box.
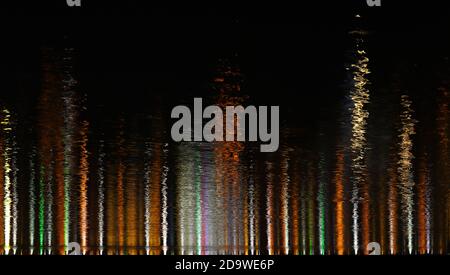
[97,141,105,254]
[2,41,450,256]
[0,118,4,255]
[248,163,258,255]
[212,60,246,255]
[79,120,89,254]
[124,138,139,255]
[148,142,162,254]
[397,95,416,254]
[1,109,12,254]
[334,150,345,255]
[349,40,370,254]
[280,147,291,255]
[417,154,431,254]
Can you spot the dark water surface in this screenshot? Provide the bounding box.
[1,15,450,255]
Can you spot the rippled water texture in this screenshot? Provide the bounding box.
[0,28,449,255]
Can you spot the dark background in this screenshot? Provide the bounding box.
[1,1,450,113]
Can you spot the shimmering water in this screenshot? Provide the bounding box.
[1,26,449,255]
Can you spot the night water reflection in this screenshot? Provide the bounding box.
[0,30,449,255]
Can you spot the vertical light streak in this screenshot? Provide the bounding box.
[0,123,4,255]
[55,139,65,256]
[199,144,215,255]
[195,149,202,255]
[143,141,151,254]
[242,166,249,256]
[388,163,398,255]
[436,88,449,254]
[124,137,139,255]
[54,114,65,256]
[214,150,226,254]
[79,120,89,254]
[299,161,308,255]
[248,167,256,255]
[229,149,242,255]
[290,156,300,255]
[417,154,431,254]
[317,153,327,255]
[61,65,76,254]
[200,145,216,255]
[161,144,170,255]
[254,171,260,256]
[307,163,315,255]
[2,109,12,254]
[116,124,125,255]
[38,166,45,255]
[45,163,53,255]
[97,140,105,254]
[212,60,245,255]
[11,140,18,255]
[349,45,371,254]
[397,95,416,254]
[29,149,36,254]
[176,143,195,255]
[117,161,124,255]
[335,150,345,255]
[62,134,71,254]
[105,152,115,255]
[361,178,370,255]
[265,161,275,255]
[149,142,162,255]
[280,148,290,255]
